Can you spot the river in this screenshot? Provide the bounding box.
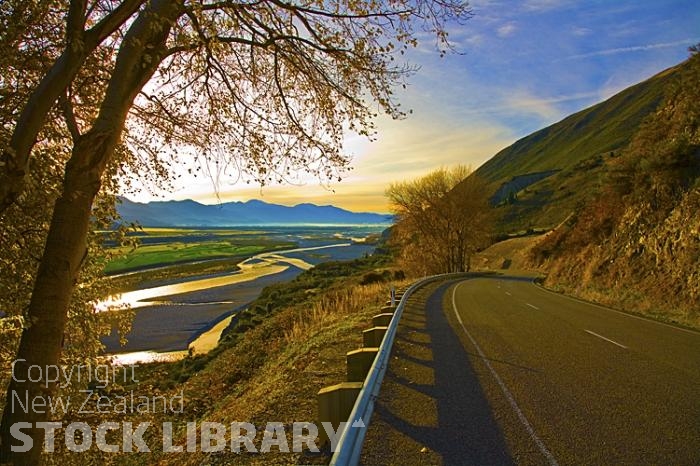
[101,240,378,364]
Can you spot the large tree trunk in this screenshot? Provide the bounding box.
[0,134,105,465]
[0,1,181,462]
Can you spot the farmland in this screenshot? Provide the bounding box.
[104,227,296,275]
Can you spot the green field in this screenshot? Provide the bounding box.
[104,228,295,275]
[105,242,273,274]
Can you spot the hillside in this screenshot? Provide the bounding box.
[475,52,700,328]
[468,63,682,233]
[117,197,391,226]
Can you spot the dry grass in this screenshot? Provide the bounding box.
[478,231,699,330]
[283,283,390,344]
[473,235,545,273]
[34,270,411,465]
[138,278,413,465]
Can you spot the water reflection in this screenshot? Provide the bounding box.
[101,242,372,360]
[98,244,341,310]
[107,350,187,365]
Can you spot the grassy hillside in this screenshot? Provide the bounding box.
[469,63,682,233]
[461,53,699,328]
[528,51,700,328]
[473,234,545,272]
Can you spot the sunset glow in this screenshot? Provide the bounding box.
[125,0,699,213]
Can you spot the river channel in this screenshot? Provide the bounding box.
[101,241,377,363]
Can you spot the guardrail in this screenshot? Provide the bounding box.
[329,272,466,465]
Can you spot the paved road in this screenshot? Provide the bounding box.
[362,274,700,465]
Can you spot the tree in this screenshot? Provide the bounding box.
[0,0,146,216]
[1,1,135,445]
[0,0,472,462]
[387,166,493,275]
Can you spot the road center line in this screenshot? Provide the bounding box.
[584,329,628,349]
[525,303,539,310]
[452,282,559,466]
[531,281,700,336]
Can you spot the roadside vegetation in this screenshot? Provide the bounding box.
[387,165,494,275]
[180,252,402,382]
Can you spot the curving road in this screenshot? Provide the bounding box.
[362,274,700,465]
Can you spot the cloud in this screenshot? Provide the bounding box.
[504,92,562,122]
[444,26,484,47]
[523,0,573,12]
[464,34,485,46]
[497,22,517,37]
[458,91,600,120]
[571,26,592,37]
[163,114,515,214]
[567,38,699,60]
[469,0,501,7]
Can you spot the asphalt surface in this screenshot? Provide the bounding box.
[361,274,700,465]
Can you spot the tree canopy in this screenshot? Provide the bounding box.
[0,0,472,463]
[0,0,472,214]
[387,165,493,275]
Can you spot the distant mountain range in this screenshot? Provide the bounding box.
[116,197,392,226]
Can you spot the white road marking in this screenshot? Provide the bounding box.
[526,303,540,310]
[531,282,700,336]
[452,282,559,466]
[584,329,628,349]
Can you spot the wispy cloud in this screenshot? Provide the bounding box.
[464,34,485,46]
[459,91,601,119]
[571,26,592,37]
[505,92,562,122]
[441,26,484,48]
[497,22,517,38]
[567,38,698,60]
[523,0,573,12]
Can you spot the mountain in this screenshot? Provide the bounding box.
[469,53,700,328]
[116,197,392,226]
[467,62,682,233]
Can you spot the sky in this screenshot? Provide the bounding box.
[126,0,700,214]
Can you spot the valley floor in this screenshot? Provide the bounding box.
[102,243,376,359]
